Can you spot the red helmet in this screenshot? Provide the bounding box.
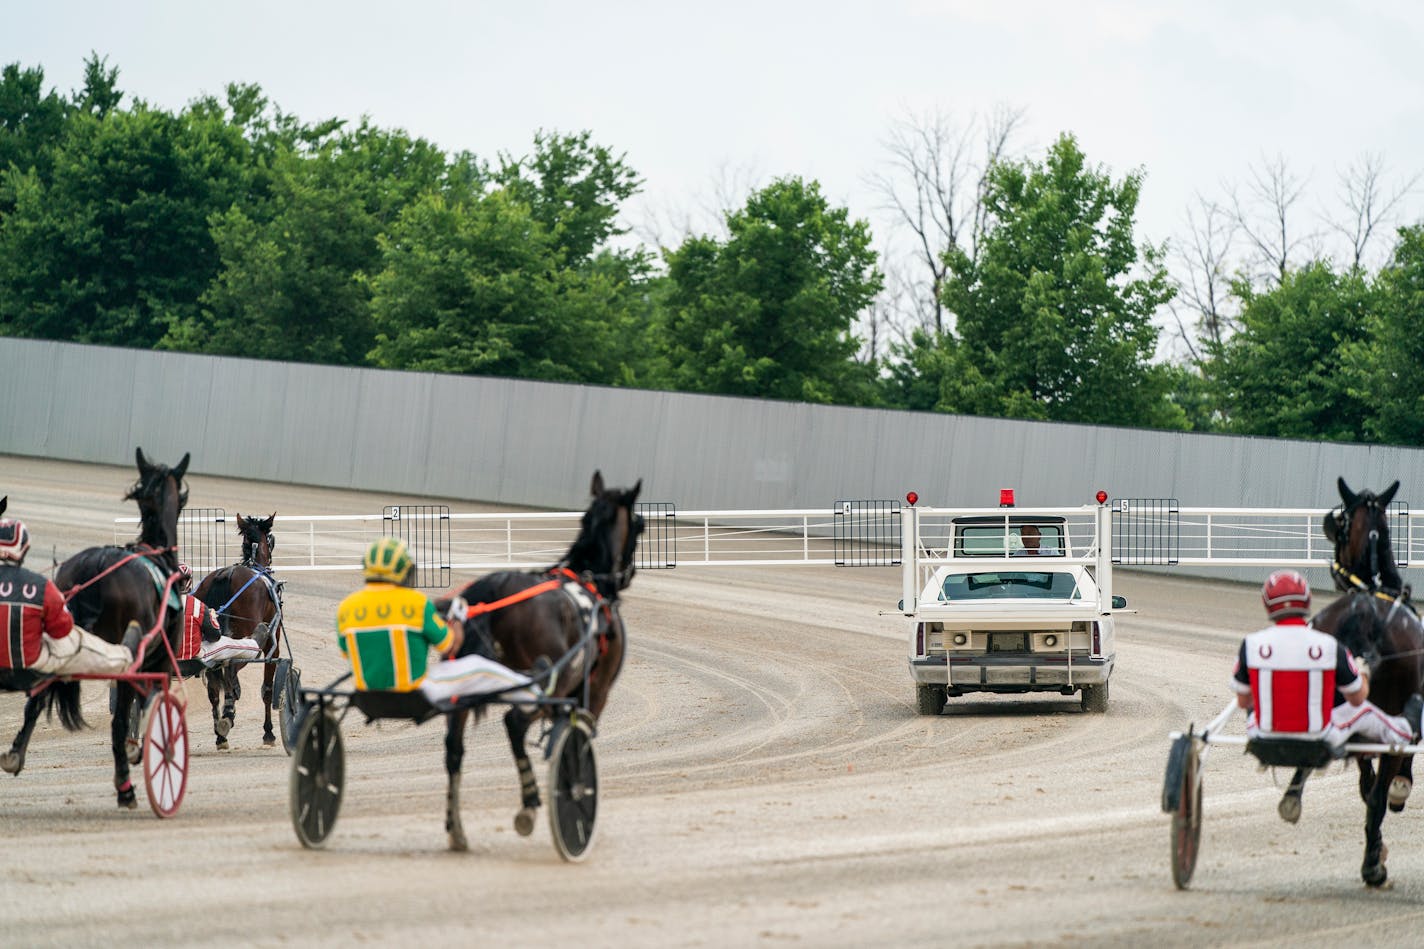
[1262,569,1311,619]
[176,562,193,591]
[0,519,30,564]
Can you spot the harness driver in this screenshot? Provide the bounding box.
[1232,569,1423,750]
[0,518,136,677]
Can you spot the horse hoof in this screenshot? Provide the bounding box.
[117,790,137,810]
[262,736,276,748]
[1363,863,1389,888]
[216,717,232,738]
[125,741,142,766]
[216,739,229,751]
[449,832,469,852]
[1389,777,1411,812]
[514,808,536,837]
[0,751,23,775]
[1278,795,1301,824]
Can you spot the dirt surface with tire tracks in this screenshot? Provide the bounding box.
[3,454,1424,948]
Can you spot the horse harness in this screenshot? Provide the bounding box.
[463,566,621,667]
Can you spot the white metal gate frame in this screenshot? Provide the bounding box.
[117,502,1420,581]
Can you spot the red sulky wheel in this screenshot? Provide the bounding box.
[142,690,189,818]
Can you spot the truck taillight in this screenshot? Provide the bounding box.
[1091,621,1102,656]
[916,622,926,655]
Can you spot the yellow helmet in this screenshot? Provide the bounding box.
[363,537,412,583]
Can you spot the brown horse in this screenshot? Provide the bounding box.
[438,471,643,851]
[1308,477,1423,887]
[2,448,189,809]
[193,513,283,749]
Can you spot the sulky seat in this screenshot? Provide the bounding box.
[349,689,441,724]
[1245,736,1341,769]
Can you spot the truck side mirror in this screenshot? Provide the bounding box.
[1111,595,1127,610]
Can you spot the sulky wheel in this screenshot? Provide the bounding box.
[290,707,344,849]
[277,664,303,756]
[547,716,598,862]
[1169,739,1204,889]
[141,691,189,818]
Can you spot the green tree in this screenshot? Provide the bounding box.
[1347,226,1424,445]
[168,120,450,364]
[367,188,648,383]
[935,134,1181,427]
[367,131,652,383]
[652,177,883,404]
[1207,262,1375,440]
[0,62,68,196]
[0,98,253,347]
[493,130,642,265]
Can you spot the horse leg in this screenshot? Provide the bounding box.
[1,693,46,775]
[1278,767,1310,824]
[444,709,470,852]
[219,663,240,744]
[1359,757,1376,805]
[505,707,540,836]
[260,654,277,747]
[111,683,137,809]
[206,664,227,746]
[1362,758,1401,887]
[586,634,627,723]
[1389,755,1414,812]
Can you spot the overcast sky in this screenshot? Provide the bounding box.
[9,1,1424,264]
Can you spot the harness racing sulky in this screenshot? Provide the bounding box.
[191,512,299,752]
[1163,478,1424,889]
[288,471,643,861]
[1,450,194,817]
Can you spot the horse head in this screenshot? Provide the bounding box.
[1328,477,1403,594]
[236,512,277,568]
[566,470,644,597]
[126,448,190,569]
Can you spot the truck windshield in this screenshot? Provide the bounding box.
[939,571,1082,601]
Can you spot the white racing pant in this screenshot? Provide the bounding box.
[420,654,542,710]
[198,636,265,668]
[1248,701,1414,747]
[1329,701,1415,746]
[31,629,132,676]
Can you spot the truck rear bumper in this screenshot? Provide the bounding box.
[909,654,1112,691]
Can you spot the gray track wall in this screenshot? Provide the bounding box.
[3,336,1423,521]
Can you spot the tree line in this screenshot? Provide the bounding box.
[2,58,1420,446]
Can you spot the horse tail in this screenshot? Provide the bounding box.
[41,681,87,731]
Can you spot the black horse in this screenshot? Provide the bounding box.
[438,471,643,851]
[1,448,190,809]
[193,513,283,749]
[1299,477,1423,887]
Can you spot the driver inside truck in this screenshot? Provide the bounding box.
[1017,524,1055,556]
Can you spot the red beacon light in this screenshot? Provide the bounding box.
[905,491,919,506]
[1095,490,1108,505]
[999,489,1015,508]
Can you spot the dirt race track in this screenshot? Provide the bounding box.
[4,454,1424,948]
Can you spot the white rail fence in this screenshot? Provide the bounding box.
[116,500,1420,586]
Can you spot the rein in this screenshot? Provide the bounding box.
[211,563,275,617]
[60,545,176,602]
[461,567,607,620]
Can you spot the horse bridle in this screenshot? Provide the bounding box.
[241,530,274,569]
[1327,497,1385,595]
[562,504,643,594]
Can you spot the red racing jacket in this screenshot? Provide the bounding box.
[0,564,76,669]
